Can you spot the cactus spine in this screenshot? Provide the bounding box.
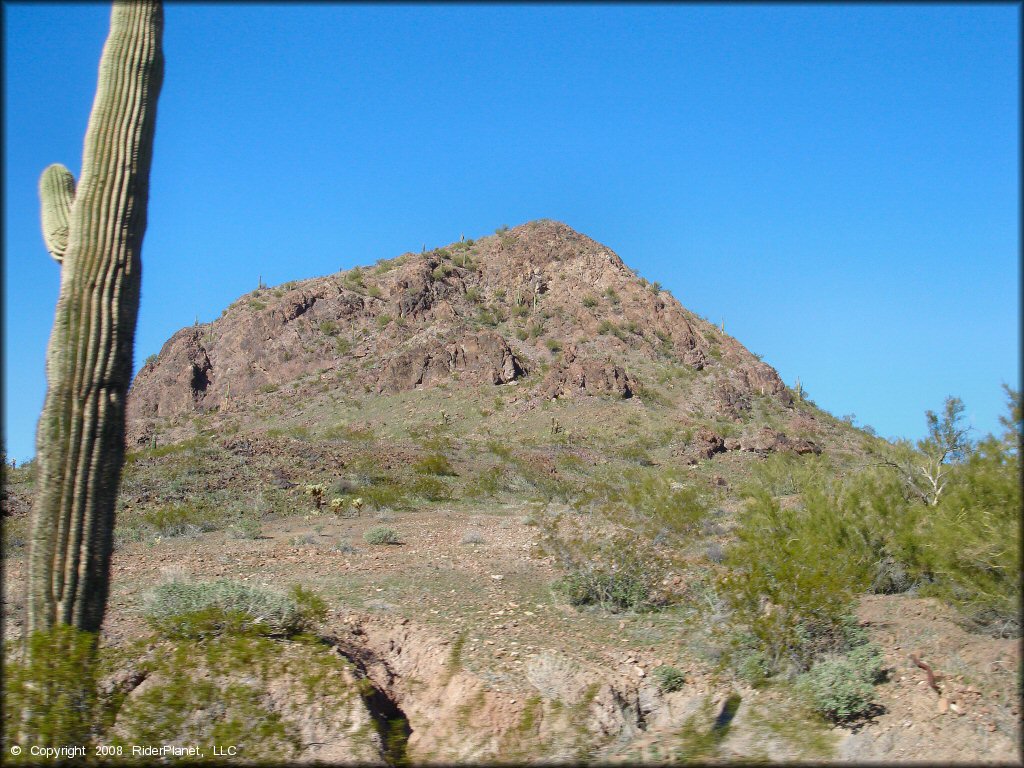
[28,0,164,636]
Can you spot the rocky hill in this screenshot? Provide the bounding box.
[126,219,823,456]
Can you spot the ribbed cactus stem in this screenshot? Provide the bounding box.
[39,164,76,263]
[28,0,163,636]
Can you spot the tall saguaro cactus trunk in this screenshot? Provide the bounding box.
[28,1,163,637]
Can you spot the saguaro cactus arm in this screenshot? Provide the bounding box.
[39,164,76,263]
[28,0,163,636]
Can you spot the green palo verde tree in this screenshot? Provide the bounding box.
[27,1,164,640]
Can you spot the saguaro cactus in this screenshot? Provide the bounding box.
[28,0,164,636]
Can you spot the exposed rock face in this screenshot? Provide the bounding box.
[543,344,632,399]
[377,331,527,393]
[734,426,821,455]
[126,219,795,445]
[129,328,215,429]
[692,427,727,459]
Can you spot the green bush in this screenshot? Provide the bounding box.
[319,320,338,336]
[719,486,875,674]
[414,452,456,476]
[581,295,598,308]
[408,475,451,501]
[143,580,323,639]
[915,428,1021,635]
[3,625,101,749]
[795,642,885,722]
[583,467,708,540]
[464,466,504,499]
[552,541,664,613]
[556,566,651,613]
[364,526,400,545]
[227,517,262,540]
[651,665,686,693]
[131,502,221,539]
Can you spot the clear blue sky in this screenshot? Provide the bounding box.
[3,3,1019,463]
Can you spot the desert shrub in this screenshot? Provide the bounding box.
[719,486,875,675]
[581,295,598,308]
[486,441,513,460]
[3,625,101,748]
[227,518,262,540]
[414,452,455,476]
[376,314,393,328]
[704,541,725,564]
[583,467,708,540]
[552,539,664,613]
[113,637,321,760]
[730,633,771,687]
[408,475,451,501]
[556,566,650,613]
[476,306,504,326]
[460,530,485,545]
[359,482,409,510]
[323,423,375,442]
[319,320,338,336]
[651,665,686,693]
[795,642,885,722]
[545,338,562,354]
[135,503,221,539]
[143,580,323,639]
[912,424,1021,635]
[464,466,504,499]
[345,266,365,287]
[621,442,655,466]
[746,452,834,497]
[334,540,358,554]
[364,526,400,545]
[510,461,582,504]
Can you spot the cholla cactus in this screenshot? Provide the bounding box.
[28,0,164,637]
[304,484,327,511]
[329,497,344,512]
